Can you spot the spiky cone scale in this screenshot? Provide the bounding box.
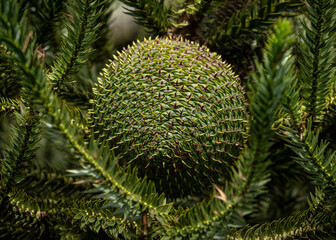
[90,37,248,196]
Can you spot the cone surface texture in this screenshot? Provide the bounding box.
[90,37,247,195]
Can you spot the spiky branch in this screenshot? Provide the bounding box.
[298,0,336,120]
[48,0,107,103]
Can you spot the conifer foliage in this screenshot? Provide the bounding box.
[0,0,335,239]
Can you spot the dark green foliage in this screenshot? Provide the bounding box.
[0,112,41,191]
[0,190,49,239]
[0,45,22,98]
[0,0,336,239]
[298,0,336,119]
[123,0,302,76]
[208,0,301,41]
[233,188,336,239]
[48,0,108,105]
[21,0,66,52]
[283,123,336,191]
[120,0,171,34]
[206,0,302,73]
[0,97,20,115]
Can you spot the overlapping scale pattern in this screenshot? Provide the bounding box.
[90,37,247,195]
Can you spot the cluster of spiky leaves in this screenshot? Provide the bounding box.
[121,0,171,35]
[21,0,66,52]
[89,37,247,196]
[298,0,336,119]
[121,0,303,76]
[0,45,22,98]
[47,0,109,105]
[1,0,336,239]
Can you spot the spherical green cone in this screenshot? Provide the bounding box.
[90,37,248,196]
